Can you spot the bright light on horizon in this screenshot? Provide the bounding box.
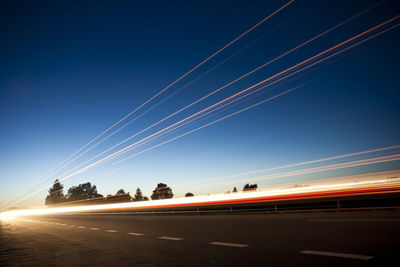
[2,176,399,221]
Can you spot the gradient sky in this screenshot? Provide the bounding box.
[1,0,399,208]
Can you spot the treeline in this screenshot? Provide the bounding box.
[45,180,103,205]
[45,180,175,206]
[45,180,258,206]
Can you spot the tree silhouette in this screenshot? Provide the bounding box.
[151,183,173,200]
[243,183,257,192]
[116,189,126,195]
[233,187,238,193]
[134,188,144,201]
[45,179,65,205]
[185,192,194,197]
[66,182,103,201]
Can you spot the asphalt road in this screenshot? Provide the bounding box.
[1,211,400,266]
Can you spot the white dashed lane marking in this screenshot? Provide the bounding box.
[90,227,100,231]
[105,230,118,233]
[300,250,374,260]
[128,232,144,236]
[209,242,249,248]
[158,236,183,241]
[77,226,86,229]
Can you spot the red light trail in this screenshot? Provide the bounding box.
[2,174,399,220]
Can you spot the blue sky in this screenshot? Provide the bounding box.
[1,0,399,207]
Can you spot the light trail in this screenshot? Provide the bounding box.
[208,154,400,188]
[3,0,296,210]
[38,38,254,185]
[35,171,400,212]
[32,1,375,196]
[64,2,383,172]
[0,1,297,211]
[104,14,400,162]
[17,2,390,190]
[1,176,399,220]
[110,18,400,163]
[57,41,329,180]
[43,37,264,180]
[13,4,385,212]
[72,70,306,169]
[251,170,400,193]
[176,145,400,188]
[3,14,399,211]
[113,85,305,164]
[3,78,299,211]
[58,77,301,178]
[29,0,295,187]
[33,19,400,206]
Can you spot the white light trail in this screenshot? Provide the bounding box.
[208,155,400,188]
[1,177,399,220]
[106,15,400,164]
[113,85,304,164]
[175,145,400,189]
[112,19,400,163]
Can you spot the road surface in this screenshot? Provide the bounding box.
[1,211,399,266]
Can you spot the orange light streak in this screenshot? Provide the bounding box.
[2,176,399,220]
